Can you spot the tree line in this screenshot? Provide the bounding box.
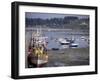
[26,16,89,27]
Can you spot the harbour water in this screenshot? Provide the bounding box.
[25,28,89,67]
[26,28,89,49]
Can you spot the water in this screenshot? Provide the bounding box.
[25,29,89,67]
[26,29,89,49]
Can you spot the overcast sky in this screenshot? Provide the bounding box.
[25,12,89,19]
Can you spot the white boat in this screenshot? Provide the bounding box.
[58,38,70,45]
[70,43,78,47]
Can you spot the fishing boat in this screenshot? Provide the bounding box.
[28,28,48,67]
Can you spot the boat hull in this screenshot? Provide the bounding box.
[60,43,70,45]
[28,54,48,68]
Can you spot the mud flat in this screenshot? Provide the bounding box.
[45,48,89,67]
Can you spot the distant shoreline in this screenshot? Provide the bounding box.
[25,27,89,35]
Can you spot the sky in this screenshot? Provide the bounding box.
[25,12,89,19]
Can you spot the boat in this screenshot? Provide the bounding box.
[27,28,48,67]
[52,48,59,50]
[81,36,86,41]
[69,43,78,47]
[58,38,70,45]
[67,37,75,43]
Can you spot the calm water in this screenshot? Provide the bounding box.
[26,30,89,49]
[25,29,89,67]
